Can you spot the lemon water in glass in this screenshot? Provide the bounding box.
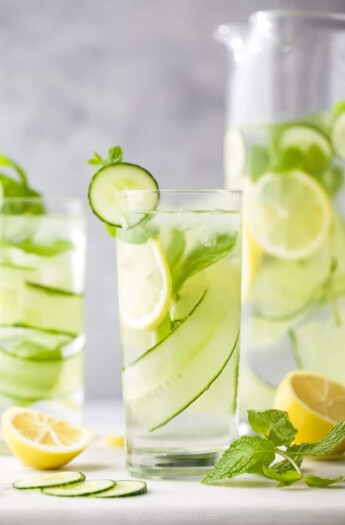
[225,108,345,413]
[116,190,242,478]
[0,198,86,425]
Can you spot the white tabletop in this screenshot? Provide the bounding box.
[1,402,345,525]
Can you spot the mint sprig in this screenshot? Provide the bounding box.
[88,146,123,168]
[202,409,345,488]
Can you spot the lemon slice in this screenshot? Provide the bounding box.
[117,238,172,330]
[274,371,345,453]
[247,170,332,260]
[2,407,93,469]
[242,222,262,299]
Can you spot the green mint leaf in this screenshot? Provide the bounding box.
[106,146,123,164]
[117,218,158,244]
[202,435,275,484]
[248,409,298,447]
[333,100,345,118]
[320,165,344,196]
[8,239,73,257]
[262,466,302,487]
[172,232,237,293]
[0,153,28,185]
[0,174,40,199]
[289,420,345,457]
[270,455,303,474]
[161,228,186,275]
[248,145,270,182]
[304,475,345,488]
[88,146,123,168]
[87,151,103,166]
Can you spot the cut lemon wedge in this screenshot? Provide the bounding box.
[247,171,332,260]
[117,238,172,330]
[2,407,93,469]
[274,371,345,453]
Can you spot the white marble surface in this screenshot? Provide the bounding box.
[1,402,345,525]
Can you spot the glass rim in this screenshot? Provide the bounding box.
[119,188,242,195]
[0,196,85,217]
[120,188,242,215]
[252,10,345,30]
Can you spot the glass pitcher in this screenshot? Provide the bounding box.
[216,11,345,415]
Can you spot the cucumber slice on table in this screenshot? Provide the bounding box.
[332,112,345,160]
[123,261,241,431]
[88,163,158,227]
[13,472,85,490]
[94,480,147,498]
[42,479,116,497]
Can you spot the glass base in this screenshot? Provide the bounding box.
[126,448,223,480]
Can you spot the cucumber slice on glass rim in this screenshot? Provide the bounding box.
[42,479,116,497]
[88,162,159,228]
[13,472,85,490]
[94,480,147,498]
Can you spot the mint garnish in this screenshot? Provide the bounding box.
[202,409,345,488]
[88,146,123,168]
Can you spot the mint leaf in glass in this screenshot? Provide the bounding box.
[171,232,237,293]
[248,409,297,447]
[9,239,74,257]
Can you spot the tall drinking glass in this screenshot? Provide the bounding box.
[116,189,242,478]
[0,198,86,429]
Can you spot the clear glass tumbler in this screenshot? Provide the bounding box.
[116,189,242,478]
[0,198,86,428]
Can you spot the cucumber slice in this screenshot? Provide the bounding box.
[94,480,147,498]
[123,261,241,431]
[13,471,85,490]
[88,163,158,227]
[249,249,330,321]
[42,479,116,497]
[332,112,345,160]
[0,264,37,324]
[22,283,83,336]
[289,297,345,385]
[0,344,82,400]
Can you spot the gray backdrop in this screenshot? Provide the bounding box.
[0,0,344,400]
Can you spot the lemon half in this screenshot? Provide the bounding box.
[274,371,345,452]
[2,407,93,469]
